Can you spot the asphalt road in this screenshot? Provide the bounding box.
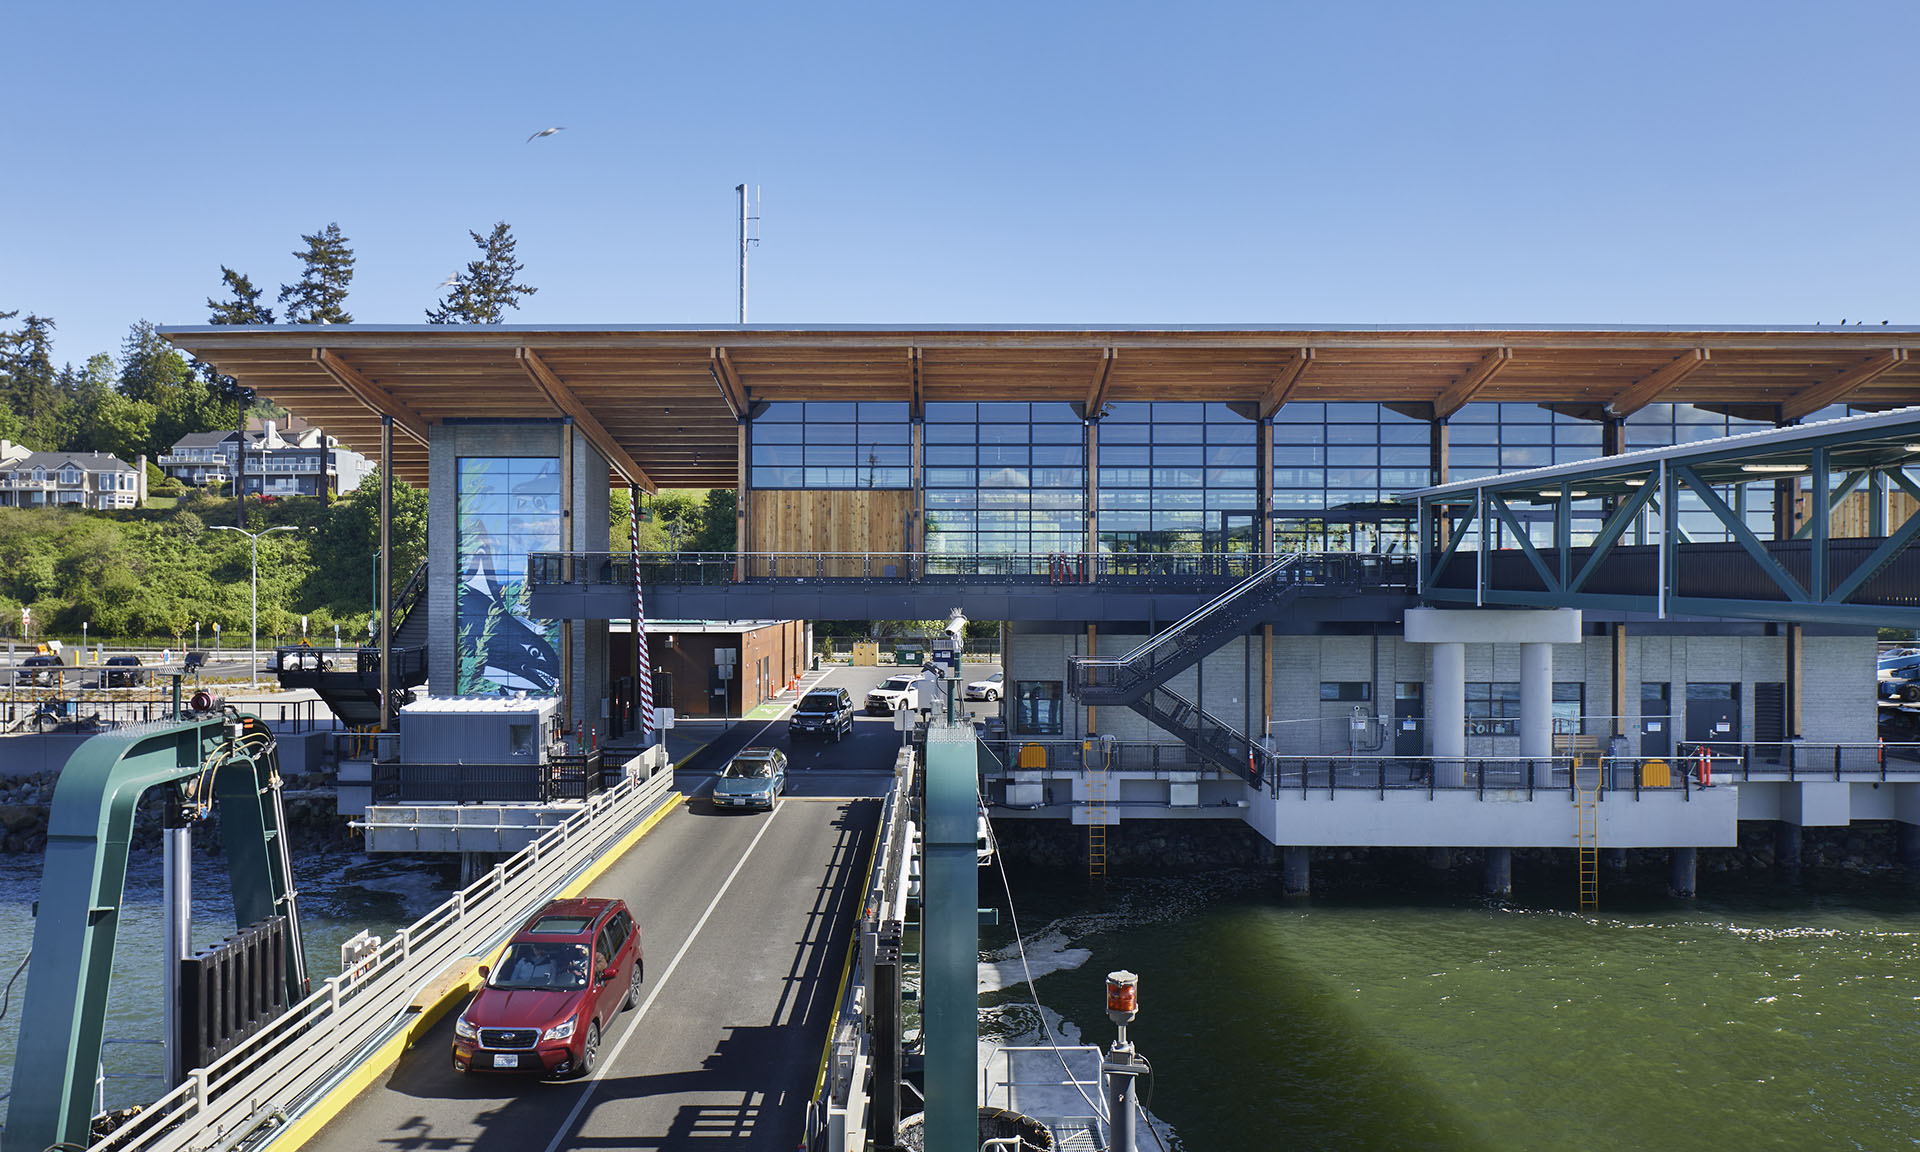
[296,664,983,1152]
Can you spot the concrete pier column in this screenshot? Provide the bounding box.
[1430,641,1466,787]
[1518,642,1554,764]
[1484,847,1512,898]
[1775,822,1802,872]
[1669,847,1698,897]
[1281,847,1310,896]
[1603,848,1627,872]
[1900,823,1920,873]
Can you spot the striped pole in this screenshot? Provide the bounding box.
[631,484,654,742]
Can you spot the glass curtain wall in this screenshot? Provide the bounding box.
[924,402,1084,556]
[455,457,561,696]
[1098,402,1258,554]
[1273,402,1431,553]
[1625,404,1775,543]
[1449,402,1608,550]
[748,401,910,489]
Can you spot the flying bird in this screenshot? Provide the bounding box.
[526,126,566,142]
[437,273,459,289]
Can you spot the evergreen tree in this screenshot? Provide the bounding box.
[201,266,276,407]
[208,267,275,325]
[278,223,355,325]
[425,221,537,324]
[3,314,65,447]
[120,320,240,457]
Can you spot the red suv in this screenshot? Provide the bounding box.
[452,897,642,1078]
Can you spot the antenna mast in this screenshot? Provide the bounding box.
[736,183,760,323]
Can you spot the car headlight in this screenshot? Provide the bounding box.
[454,1014,476,1041]
[542,1018,576,1043]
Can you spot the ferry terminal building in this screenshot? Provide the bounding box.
[163,325,1920,877]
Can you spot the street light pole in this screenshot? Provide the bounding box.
[211,524,298,690]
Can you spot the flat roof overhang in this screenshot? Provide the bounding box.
[159,324,1920,490]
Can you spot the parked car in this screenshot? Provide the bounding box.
[866,675,921,714]
[714,748,788,811]
[789,687,854,741]
[452,897,642,1078]
[17,654,63,686]
[964,672,1005,702]
[103,655,146,687]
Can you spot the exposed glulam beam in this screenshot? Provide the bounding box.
[1434,347,1512,418]
[909,347,923,420]
[1258,348,1314,419]
[312,349,431,445]
[1085,348,1116,416]
[518,347,656,493]
[709,347,747,418]
[1783,349,1909,421]
[1608,348,1710,417]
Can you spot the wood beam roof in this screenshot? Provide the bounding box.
[709,347,747,418]
[1434,347,1512,418]
[1608,348,1710,417]
[312,349,431,445]
[1086,348,1116,416]
[518,347,656,492]
[1258,348,1314,419]
[1782,349,1910,421]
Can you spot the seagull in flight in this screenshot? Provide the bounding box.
[526,126,566,142]
[437,273,460,290]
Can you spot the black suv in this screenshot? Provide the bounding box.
[18,654,63,686]
[104,655,147,687]
[788,687,854,742]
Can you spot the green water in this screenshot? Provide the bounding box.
[982,866,1920,1151]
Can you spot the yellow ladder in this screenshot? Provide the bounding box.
[1576,755,1599,910]
[1086,747,1110,880]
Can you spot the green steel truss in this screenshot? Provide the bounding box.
[2,712,306,1152]
[1416,408,1920,626]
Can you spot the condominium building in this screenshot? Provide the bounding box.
[0,441,145,509]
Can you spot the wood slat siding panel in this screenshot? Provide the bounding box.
[749,490,910,573]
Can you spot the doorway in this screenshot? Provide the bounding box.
[1684,682,1740,754]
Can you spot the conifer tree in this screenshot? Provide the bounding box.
[208,267,276,325]
[278,223,355,325]
[426,221,537,324]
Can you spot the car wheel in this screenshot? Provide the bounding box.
[1905,686,1920,703]
[577,1020,601,1078]
[985,689,1000,702]
[624,964,641,1010]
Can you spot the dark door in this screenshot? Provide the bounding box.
[1753,682,1786,762]
[1685,682,1740,754]
[1640,682,1671,759]
[1394,682,1424,757]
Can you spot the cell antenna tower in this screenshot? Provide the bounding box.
[736,183,761,323]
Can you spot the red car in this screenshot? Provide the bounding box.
[451,897,642,1078]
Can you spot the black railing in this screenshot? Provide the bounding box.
[527,550,1416,592]
[372,751,607,804]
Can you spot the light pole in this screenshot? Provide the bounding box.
[211,524,298,689]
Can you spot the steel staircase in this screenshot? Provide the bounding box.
[1067,554,1303,707]
[281,560,431,728]
[1066,555,1301,783]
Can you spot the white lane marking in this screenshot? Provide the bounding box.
[540,804,783,1152]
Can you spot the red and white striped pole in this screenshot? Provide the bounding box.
[631,483,655,743]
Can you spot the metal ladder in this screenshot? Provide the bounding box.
[1575,757,1599,910]
[1086,740,1110,880]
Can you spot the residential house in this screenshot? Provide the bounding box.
[0,441,146,509]
[160,415,372,497]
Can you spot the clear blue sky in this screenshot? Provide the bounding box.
[4,1,1916,368]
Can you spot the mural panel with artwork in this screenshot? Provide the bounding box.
[456,456,561,695]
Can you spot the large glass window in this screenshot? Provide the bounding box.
[456,457,562,696]
[1466,682,1520,737]
[749,401,910,489]
[1624,404,1777,543]
[1100,402,1256,554]
[1273,403,1430,553]
[1015,681,1065,735]
[925,402,1085,555]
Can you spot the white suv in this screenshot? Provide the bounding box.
[865,674,923,714]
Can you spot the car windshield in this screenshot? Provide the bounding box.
[799,693,839,710]
[492,942,591,990]
[724,757,775,779]
[882,678,912,690]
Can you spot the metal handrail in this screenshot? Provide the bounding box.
[83,762,675,1152]
[1078,554,1301,671]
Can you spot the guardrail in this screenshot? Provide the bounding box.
[805,746,915,1152]
[81,761,676,1152]
[527,550,1417,591]
[370,754,610,804]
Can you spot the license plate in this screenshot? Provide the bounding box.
[492,1053,519,1068]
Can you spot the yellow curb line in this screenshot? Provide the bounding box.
[268,788,686,1152]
